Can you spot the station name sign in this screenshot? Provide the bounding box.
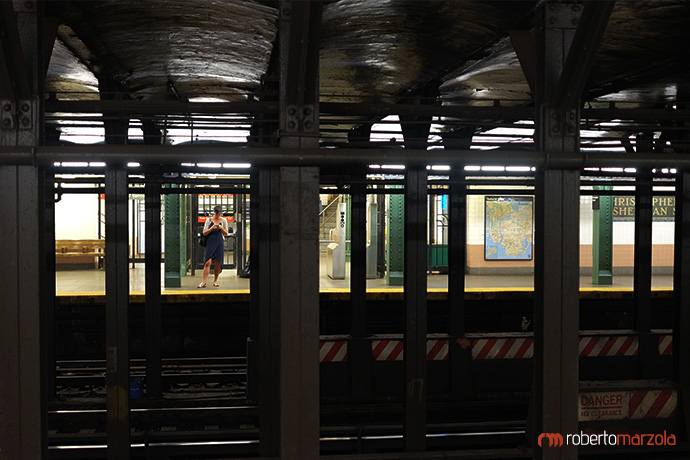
[612,196,675,221]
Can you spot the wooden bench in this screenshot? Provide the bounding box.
[55,239,105,268]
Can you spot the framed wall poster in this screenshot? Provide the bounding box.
[484,196,533,260]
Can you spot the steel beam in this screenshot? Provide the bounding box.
[257,166,281,456]
[278,166,320,459]
[553,1,614,109]
[350,172,372,401]
[104,167,130,460]
[8,144,690,169]
[591,187,613,285]
[279,0,322,148]
[532,3,582,459]
[404,167,428,452]
[43,170,57,401]
[145,179,162,398]
[448,167,472,399]
[673,171,690,440]
[0,1,32,99]
[0,166,47,460]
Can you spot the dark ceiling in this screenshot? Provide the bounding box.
[35,0,690,148]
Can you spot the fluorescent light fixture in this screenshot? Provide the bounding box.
[53,162,61,167]
[222,163,251,168]
[380,164,405,170]
[624,168,637,173]
[464,165,481,171]
[127,162,141,168]
[181,163,195,167]
[505,166,531,172]
[368,165,381,169]
[197,163,222,168]
[89,162,106,167]
[671,168,677,174]
[601,167,624,173]
[481,166,505,172]
[430,165,450,171]
[62,162,89,167]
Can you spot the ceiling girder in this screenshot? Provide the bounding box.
[0,1,32,100]
[553,1,615,109]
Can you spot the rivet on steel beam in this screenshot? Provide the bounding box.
[22,117,30,126]
[21,103,30,112]
[304,107,312,116]
[3,103,11,112]
[288,121,296,129]
[288,107,296,116]
[304,121,313,129]
[2,119,11,127]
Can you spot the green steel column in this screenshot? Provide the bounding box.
[386,190,404,286]
[592,186,613,285]
[345,194,351,262]
[164,187,185,287]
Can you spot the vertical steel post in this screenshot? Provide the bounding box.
[673,171,690,439]
[164,189,182,287]
[448,167,471,399]
[592,187,613,285]
[256,166,281,456]
[404,167,428,452]
[0,166,47,460]
[278,167,320,459]
[532,3,583,458]
[634,170,655,378]
[350,173,372,401]
[105,168,130,460]
[145,179,162,398]
[387,192,405,286]
[0,3,46,457]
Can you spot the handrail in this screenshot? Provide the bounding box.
[319,194,343,237]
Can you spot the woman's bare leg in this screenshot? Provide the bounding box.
[213,259,221,285]
[200,259,212,286]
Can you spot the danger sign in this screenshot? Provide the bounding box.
[579,392,628,421]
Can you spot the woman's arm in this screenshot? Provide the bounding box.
[202,219,213,236]
[219,219,229,236]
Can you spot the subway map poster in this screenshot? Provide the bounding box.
[485,196,533,260]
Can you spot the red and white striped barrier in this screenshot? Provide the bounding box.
[372,340,404,361]
[319,341,348,362]
[471,337,534,359]
[578,335,638,357]
[426,339,449,361]
[658,335,672,356]
[370,339,450,361]
[630,390,677,419]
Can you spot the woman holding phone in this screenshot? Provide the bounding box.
[198,205,229,288]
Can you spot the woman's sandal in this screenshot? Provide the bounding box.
[197,282,206,288]
[213,282,220,287]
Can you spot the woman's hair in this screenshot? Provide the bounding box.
[213,205,222,214]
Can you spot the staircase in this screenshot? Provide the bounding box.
[319,195,342,253]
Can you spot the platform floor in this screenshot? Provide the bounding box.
[55,256,674,293]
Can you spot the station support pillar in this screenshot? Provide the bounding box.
[530,2,613,459]
[0,2,47,458]
[164,187,186,287]
[386,190,405,286]
[592,186,613,285]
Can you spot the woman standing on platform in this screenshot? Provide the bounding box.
[198,205,229,288]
